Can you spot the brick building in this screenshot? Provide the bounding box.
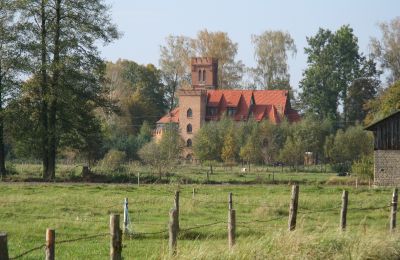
[365,111,400,186]
[155,57,300,159]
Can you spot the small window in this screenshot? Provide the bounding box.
[202,70,206,82]
[227,107,236,116]
[187,108,193,118]
[187,139,192,147]
[198,70,202,82]
[187,124,192,133]
[207,107,218,116]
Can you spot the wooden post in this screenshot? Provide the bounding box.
[174,191,180,230]
[0,233,9,260]
[192,188,195,199]
[355,178,358,189]
[288,185,299,231]
[137,172,140,187]
[123,198,129,234]
[45,229,55,260]
[110,214,122,260]
[390,188,398,232]
[169,208,178,256]
[228,192,233,211]
[340,190,348,231]
[228,209,236,249]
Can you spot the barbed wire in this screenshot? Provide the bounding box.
[10,233,110,259]
[56,233,110,245]
[10,244,45,260]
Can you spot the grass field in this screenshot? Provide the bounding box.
[4,162,364,186]
[1,182,400,259]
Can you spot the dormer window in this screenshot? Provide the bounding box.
[227,107,236,116]
[187,108,193,118]
[207,107,218,116]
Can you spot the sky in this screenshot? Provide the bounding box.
[100,0,399,90]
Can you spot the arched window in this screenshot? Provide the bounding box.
[187,108,192,118]
[198,70,202,82]
[186,124,192,133]
[202,70,206,82]
[186,139,192,147]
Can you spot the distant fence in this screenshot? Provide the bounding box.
[1,186,398,259]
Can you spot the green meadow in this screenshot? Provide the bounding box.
[1,181,400,259]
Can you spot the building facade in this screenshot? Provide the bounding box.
[156,57,300,159]
[366,111,400,186]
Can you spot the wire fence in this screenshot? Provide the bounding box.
[3,186,399,259]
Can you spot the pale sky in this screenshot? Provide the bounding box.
[100,0,399,90]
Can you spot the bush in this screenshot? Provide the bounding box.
[331,162,351,174]
[100,149,126,171]
[351,156,373,180]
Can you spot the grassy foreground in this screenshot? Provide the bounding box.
[1,183,399,259]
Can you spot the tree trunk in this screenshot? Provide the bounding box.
[47,0,62,180]
[0,71,6,177]
[40,0,49,179]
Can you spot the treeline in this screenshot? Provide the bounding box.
[1,0,399,180]
[140,117,373,176]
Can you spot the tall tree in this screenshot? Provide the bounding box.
[239,126,263,167]
[370,17,400,84]
[159,35,193,111]
[19,0,119,179]
[0,0,26,176]
[221,128,237,164]
[299,25,379,123]
[192,29,244,88]
[251,30,297,90]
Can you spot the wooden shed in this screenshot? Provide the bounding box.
[365,111,400,186]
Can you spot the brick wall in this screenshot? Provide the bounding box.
[374,150,400,186]
[178,89,207,158]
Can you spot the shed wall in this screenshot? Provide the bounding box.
[374,150,400,186]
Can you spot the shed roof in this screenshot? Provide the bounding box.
[365,110,400,131]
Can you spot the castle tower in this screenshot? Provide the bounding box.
[178,57,218,159]
[178,89,207,159]
[191,57,218,90]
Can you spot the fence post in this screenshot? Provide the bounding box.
[123,198,129,234]
[192,188,195,199]
[174,191,180,231]
[228,192,233,211]
[0,232,9,260]
[45,229,55,260]
[169,208,178,256]
[340,190,348,231]
[110,214,122,260]
[390,188,398,232]
[228,209,236,250]
[288,185,299,231]
[137,172,140,187]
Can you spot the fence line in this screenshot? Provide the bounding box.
[3,186,400,259]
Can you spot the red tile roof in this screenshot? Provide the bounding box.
[157,108,180,124]
[157,89,300,125]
